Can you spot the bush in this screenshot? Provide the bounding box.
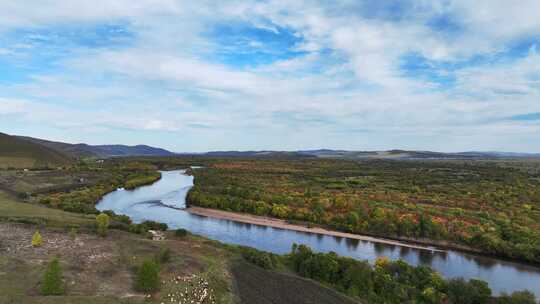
[155,247,172,264]
[114,214,132,225]
[497,291,536,304]
[96,213,110,237]
[41,258,64,295]
[175,228,188,237]
[140,220,168,231]
[32,230,43,247]
[17,192,29,200]
[135,260,160,292]
[69,227,78,240]
[240,247,278,270]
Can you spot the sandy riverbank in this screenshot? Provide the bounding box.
[185,206,443,252]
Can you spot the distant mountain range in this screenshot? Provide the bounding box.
[1,132,539,169]
[189,149,540,160]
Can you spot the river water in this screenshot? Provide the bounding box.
[96,170,540,297]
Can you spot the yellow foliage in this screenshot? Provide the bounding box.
[96,213,110,237]
[375,256,390,269]
[32,230,43,247]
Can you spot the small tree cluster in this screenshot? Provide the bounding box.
[175,228,188,237]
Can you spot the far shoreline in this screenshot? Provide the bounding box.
[185,206,444,252]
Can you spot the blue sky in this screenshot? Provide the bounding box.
[0,1,539,152]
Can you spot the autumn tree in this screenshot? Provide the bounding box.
[96,213,110,237]
[32,230,43,247]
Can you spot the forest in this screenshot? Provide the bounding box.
[187,158,540,264]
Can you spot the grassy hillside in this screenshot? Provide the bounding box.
[16,135,175,158]
[0,133,73,169]
[0,190,95,227]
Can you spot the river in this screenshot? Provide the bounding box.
[96,170,540,297]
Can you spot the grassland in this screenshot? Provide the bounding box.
[0,190,95,228]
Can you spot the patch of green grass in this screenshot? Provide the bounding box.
[0,191,94,228]
[0,156,36,169]
[0,257,36,296]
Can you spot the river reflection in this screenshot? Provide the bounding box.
[96,170,540,298]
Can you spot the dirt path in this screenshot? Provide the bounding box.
[185,206,443,252]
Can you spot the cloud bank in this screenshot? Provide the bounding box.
[0,1,539,152]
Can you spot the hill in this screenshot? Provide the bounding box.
[16,136,175,158]
[0,133,73,169]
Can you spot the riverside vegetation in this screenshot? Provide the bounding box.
[239,244,537,304]
[187,158,540,264]
[1,156,539,303]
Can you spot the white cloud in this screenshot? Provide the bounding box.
[0,1,539,151]
[0,98,27,114]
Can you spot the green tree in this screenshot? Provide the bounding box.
[41,258,64,295]
[135,260,160,292]
[96,213,110,237]
[175,228,188,237]
[447,278,491,304]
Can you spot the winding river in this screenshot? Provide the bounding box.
[96,170,540,297]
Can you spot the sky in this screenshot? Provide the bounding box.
[0,1,539,152]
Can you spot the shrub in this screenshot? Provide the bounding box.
[497,291,536,304]
[17,192,29,199]
[135,260,160,292]
[175,228,188,237]
[240,247,278,269]
[32,230,43,247]
[96,213,110,237]
[155,247,172,264]
[114,214,132,225]
[141,220,168,231]
[41,258,64,295]
[69,227,78,240]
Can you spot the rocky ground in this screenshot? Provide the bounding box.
[0,223,235,304]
